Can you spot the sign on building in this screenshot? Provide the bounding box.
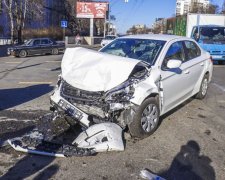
[76,2,108,19]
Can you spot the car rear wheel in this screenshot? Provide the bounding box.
[128,97,160,139]
[52,48,59,55]
[19,50,27,58]
[195,74,209,99]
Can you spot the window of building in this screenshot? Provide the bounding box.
[0,0,3,14]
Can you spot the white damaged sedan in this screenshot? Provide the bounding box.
[50,34,213,138]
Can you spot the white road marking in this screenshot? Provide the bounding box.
[217,100,225,103]
[5,62,21,64]
[45,61,60,63]
[0,118,36,122]
[18,81,52,85]
[212,83,225,92]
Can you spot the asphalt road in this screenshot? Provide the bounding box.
[0,51,225,180]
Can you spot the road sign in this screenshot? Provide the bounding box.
[61,21,68,28]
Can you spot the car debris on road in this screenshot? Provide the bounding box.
[7,114,124,157]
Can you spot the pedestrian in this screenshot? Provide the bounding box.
[75,34,81,45]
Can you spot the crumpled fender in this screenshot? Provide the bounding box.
[131,68,160,106]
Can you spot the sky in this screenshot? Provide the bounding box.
[108,0,224,34]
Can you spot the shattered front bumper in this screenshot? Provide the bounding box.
[50,87,90,128]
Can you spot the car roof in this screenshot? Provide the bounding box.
[31,38,51,40]
[118,34,191,42]
[193,25,225,27]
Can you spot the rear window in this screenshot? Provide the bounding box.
[41,39,49,44]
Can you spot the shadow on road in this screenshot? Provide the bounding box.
[0,63,42,74]
[0,84,53,110]
[157,140,215,180]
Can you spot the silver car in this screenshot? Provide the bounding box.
[50,34,213,138]
[101,35,117,47]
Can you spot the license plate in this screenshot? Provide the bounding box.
[58,99,83,119]
[212,55,222,59]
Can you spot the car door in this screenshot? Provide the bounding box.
[40,39,51,54]
[160,41,193,114]
[182,40,204,93]
[29,39,41,55]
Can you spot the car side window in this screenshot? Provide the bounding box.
[41,39,49,45]
[184,41,201,60]
[162,41,185,68]
[33,40,40,46]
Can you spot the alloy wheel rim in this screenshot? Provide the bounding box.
[141,104,158,133]
[202,78,208,96]
[20,51,26,57]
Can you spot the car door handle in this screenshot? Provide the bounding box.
[183,70,190,74]
[200,62,204,66]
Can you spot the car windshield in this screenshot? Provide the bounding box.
[100,38,166,65]
[105,36,116,40]
[200,27,225,41]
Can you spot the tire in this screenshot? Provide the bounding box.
[218,61,224,65]
[195,74,209,100]
[19,50,27,58]
[128,97,160,139]
[52,48,59,55]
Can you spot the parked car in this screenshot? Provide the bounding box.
[101,35,117,47]
[50,34,213,138]
[7,38,65,58]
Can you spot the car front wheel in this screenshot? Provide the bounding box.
[128,97,160,139]
[19,50,27,58]
[195,74,209,99]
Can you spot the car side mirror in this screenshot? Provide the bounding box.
[167,59,182,69]
[193,33,200,42]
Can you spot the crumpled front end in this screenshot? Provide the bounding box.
[50,58,152,129]
[50,64,150,128]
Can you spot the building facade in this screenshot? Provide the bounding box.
[176,0,210,16]
[0,0,69,38]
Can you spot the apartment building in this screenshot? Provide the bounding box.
[176,0,210,16]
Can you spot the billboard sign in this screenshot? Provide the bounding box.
[76,2,108,19]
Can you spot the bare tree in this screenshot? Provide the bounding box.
[190,1,219,14]
[222,0,225,14]
[3,0,44,44]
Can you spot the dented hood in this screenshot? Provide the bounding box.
[61,47,141,92]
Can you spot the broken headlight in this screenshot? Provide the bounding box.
[105,81,135,102]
